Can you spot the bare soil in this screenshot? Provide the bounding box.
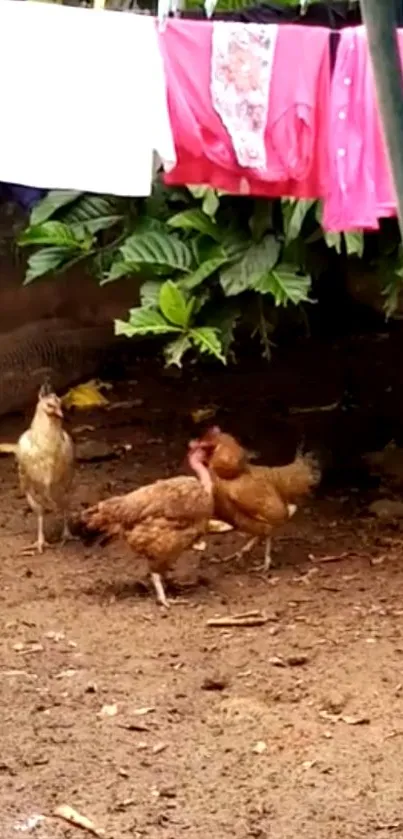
[2,337,403,839]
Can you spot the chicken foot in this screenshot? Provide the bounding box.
[151,572,170,609]
[221,536,259,563]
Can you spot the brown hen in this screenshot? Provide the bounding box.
[78,443,213,608]
[196,427,321,570]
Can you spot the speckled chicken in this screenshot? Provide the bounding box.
[78,442,214,608]
[3,382,75,554]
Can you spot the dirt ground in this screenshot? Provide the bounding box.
[3,336,403,839]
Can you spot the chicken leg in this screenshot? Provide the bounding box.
[61,513,79,545]
[21,510,49,555]
[151,572,170,609]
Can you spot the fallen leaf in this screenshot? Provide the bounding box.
[252,741,267,754]
[62,380,111,410]
[191,406,217,424]
[208,519,233,533]
[54,804,104,838]
[99,703,118,717]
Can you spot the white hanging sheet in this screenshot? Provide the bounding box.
[0,0,176,196]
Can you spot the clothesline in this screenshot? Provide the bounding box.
[0,0,400,232]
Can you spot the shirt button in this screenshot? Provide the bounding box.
[339,110,346,120]
[344,77,352,86]
[337,148,346,157]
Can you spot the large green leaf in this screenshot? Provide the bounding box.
[186,186,221,217]
[282,198,317,244]
[101,260,139,285]
[115,309,180,337]
[164,335,192,367]
[168,209,221,241]
[24,247,73,284]
[30,190,82,226]
[120,232,193,273]
[180,256,230,290]
[220,230,250,262]
[140,280,162,308]
[190,326,226,363]
[253,266,312,306]
[249,200,273,242]
[344,231,364,258]
[62,194,123,235]
[324,231,342,254]
[159,280,192,327]
[133,217,170,235]
[220,235,281,296]
[19,221,90,250]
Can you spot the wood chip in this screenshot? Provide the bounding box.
[309,551,350,563]
[133,706,155,716]
[152,742,168,755]
[13,642,43,654]
[341,715,370,726]
[269,656,286,668]
[207,610,268,627]
[117,722,150,732]
[54,805,105,838]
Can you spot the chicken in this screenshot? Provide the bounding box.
[78,442,214,608]
[195,427,321,571]
[1,382,74,554]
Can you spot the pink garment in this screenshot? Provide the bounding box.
[323,26,398,232]
[159,20,330,198]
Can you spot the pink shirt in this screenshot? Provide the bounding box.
[323,26,398,232]
[159,20,330,198]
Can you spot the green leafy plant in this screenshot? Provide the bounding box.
[17,178,403,364]
[116,279,226,366]
[18,184,314,365]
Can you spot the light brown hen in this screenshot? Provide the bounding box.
[79,443,214,607]
[196,427,321,570]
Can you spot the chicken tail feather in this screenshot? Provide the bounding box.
[268,450,321,500]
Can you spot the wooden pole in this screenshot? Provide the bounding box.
[359,1,403,237]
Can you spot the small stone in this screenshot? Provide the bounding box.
[368,499,403,520]
[252,741,267,755]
